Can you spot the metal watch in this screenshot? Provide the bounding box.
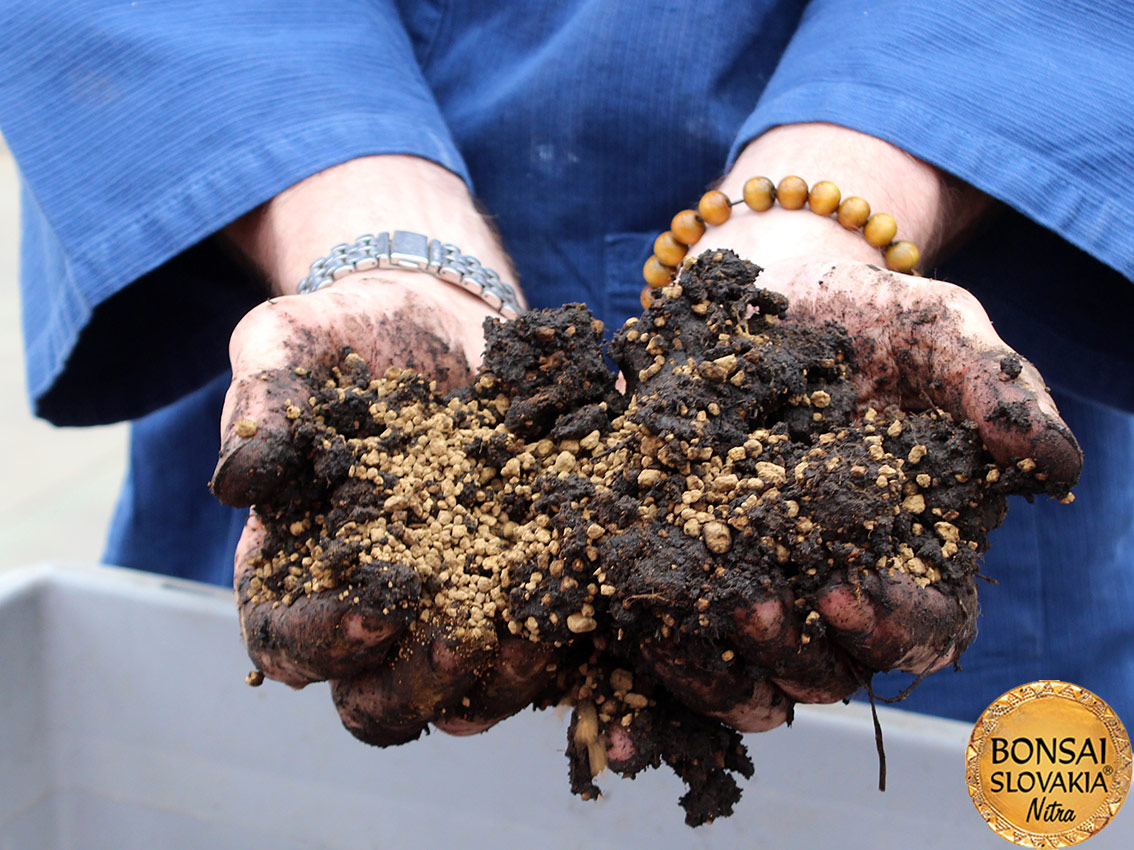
[297,230,524,319]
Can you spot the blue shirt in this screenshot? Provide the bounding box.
[2,0,1132,723]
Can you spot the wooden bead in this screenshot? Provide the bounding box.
[837,196,871,230]
[671,209,706,245]
[643,255,675,288]
[776,175,808,210]
[864,213,898,247]
[698,190,732,226]
[666,177,917,279]
[884,240,920,273]
[640,285,654,310]
[653,231,688,267]
[808,181,841,216]
[743,176,775,212]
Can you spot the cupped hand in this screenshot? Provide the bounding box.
[211,273,556,744]
[616,255,1078,738]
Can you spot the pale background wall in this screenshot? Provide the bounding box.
[0,136,129,570]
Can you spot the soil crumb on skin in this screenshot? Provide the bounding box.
[239,250,1068,826]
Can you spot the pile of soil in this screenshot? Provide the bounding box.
[240,251,1066,825]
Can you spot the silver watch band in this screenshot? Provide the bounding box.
[296,230,524,319]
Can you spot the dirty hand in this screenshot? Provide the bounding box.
[210,154,568,744]
[211,272,561,743]
[635,257,1081,737]
[625,124,1082,733]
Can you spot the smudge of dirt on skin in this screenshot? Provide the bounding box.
[372,305,475,391]
[217,250,1074,826]
[986,399,1033,430]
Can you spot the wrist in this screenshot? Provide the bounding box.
[224,155,521,300]
[336,267,496,321]
[705,123,991,269]
[695,205,882,269]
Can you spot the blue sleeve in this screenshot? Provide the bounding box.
[0,0,469,425]
[727,0,1134,282]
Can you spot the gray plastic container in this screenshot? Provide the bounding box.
[0,564,1128,849]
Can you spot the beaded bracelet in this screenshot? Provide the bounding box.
[642,176,921,305]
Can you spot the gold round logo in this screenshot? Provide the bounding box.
[967,681,1132,846]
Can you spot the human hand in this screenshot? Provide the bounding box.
[612,123,1081,735]
[622,255,1082,742]
[211,274,557,744]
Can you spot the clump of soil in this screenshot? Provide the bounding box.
[239,250,1067,825]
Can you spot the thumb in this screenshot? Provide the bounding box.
[211,297,322,507]
[958,349,1081,495]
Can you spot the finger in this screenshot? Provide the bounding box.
[212,281,478,507]
[568,702,649,788]
[433,639,557,735]
[214,293,360,506]
[957,348,1081,490]
[733,595,792,643]
[588,695,758,828]
[211,294,351,507]
[742,636,861,705]
[712,679,794,731]
[641,641,792,732]
[235,511,420,687]
[816,569,978,674]
[733,598,860,703]
[212,363,311,507]
[331,625,493,747]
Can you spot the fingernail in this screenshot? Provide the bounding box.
[210,443,257,506]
